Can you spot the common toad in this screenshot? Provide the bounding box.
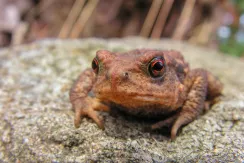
[69,49,223,139]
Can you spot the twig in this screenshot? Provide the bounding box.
[11,22,29,45]
[70,0,99,38]
[151,0,174,38]
[172,0,196,40]
[39,0,56,14]
[140,0,164,37]
[189,19,213,45]
[96,0,123,24]
[25,0,56,22]
[122,12,141,36]
[58,0,86,38]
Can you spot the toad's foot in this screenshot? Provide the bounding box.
[69,68,110,129]
[72,97,109,129]
[151,114,178,130]
[152,69,209,140]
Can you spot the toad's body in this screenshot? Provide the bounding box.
[70,49,223,139]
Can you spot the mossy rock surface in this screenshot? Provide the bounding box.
[0,37,243,162]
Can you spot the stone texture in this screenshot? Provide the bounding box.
[0,37,243,162]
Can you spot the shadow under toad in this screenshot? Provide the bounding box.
[101,107,174,141]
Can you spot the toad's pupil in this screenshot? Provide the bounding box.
[152,61,164,71]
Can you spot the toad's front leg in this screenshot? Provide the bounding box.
[69,69,109,129]
[152,69,208,140]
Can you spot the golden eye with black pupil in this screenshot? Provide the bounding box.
[148,57,165,78]
[92,57,99,74]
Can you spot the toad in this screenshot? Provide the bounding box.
[69,49,223,139]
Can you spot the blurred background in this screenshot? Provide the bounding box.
[0,0,244,57]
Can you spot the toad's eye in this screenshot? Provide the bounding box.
[148,57,165,78]
[92,57,99,74]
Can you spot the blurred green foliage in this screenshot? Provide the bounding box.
[235,0,244,12]
[219,0,244,57]
[219,40,244,57]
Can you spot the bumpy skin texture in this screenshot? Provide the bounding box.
[70,49,223,140]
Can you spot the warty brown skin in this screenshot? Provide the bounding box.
[69,49,223,140]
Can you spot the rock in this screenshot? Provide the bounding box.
[0,37,243,162]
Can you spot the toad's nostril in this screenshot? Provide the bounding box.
[123,72,129,80]
[105,72,109,80]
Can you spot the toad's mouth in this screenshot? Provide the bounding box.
[130,95,162,102]
[96,92,180,113]
[96,91,164,103]
[94,89,182,110]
